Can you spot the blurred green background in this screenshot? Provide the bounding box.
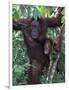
[12,5,65,85]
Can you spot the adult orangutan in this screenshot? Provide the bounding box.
[13,7,63,84]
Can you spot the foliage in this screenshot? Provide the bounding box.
[12,5,65,85]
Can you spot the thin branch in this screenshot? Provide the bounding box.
[47,24,65,83]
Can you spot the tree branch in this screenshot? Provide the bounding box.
[47,24,65,83]
[47,7,64,27]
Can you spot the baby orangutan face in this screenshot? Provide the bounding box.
[44,39,52,55]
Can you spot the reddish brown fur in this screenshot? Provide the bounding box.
[13,9,63,84]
